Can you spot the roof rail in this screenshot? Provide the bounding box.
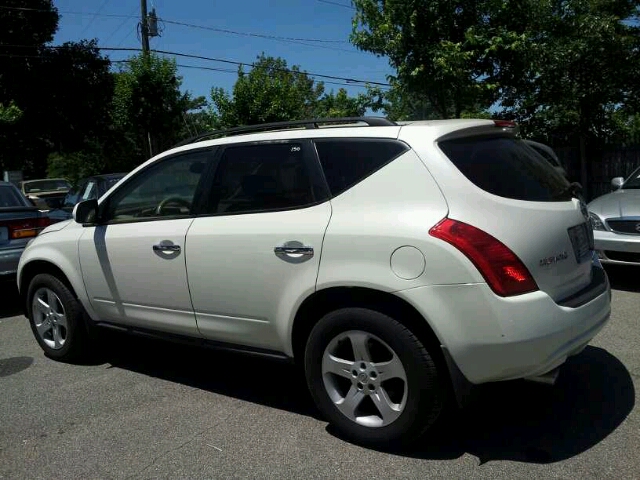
[172,116,397,148]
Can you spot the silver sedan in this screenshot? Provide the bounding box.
[588,166,640,265]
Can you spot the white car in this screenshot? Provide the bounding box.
[17,117,611,448]
[588,166,640,265]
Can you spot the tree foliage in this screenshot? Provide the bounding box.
[207,54,367,129]
[111,53,206,168]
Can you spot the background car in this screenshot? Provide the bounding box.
[47,173,127,223]
[20,178,71,210]
[0,181,50,282]
[588,165,640,265]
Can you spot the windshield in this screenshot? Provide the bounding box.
[23,179,71,193]
[622,166,640,189]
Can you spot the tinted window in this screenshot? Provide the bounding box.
[23,179,70,193]
[438,136,571,201]
[207,142,316,214]
[314,139,408,197]
[0,185,29,207]
[103,151,209,222]
[623,166,640,189]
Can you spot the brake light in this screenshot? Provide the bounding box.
[493,119,517,128]
[429,218,538,297]
[4,216,51,240]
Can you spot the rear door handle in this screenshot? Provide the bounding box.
[153,243,181,253]
[274,246,314,257]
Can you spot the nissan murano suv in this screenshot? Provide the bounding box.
[18,117,611,448]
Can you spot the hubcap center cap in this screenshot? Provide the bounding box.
[357,372,368,383]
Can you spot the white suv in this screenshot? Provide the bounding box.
[17,117,611,448]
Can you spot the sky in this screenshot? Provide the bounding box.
[52,0,395,103]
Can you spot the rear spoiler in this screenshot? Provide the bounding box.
[436,120,520,143]
[0,206,39,214]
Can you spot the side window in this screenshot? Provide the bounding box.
[103,151,209,223]
[63,182,84,208]
[81,181,97,201]
[207,142,316,214]
[314,139,409,197]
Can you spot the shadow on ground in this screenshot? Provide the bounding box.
[99,332,633,464]
[605,264,639,293]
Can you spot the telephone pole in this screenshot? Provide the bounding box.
[140,0,153,157]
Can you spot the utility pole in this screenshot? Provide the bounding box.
[140,0,153,157]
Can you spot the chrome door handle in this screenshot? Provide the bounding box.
[274,246,314,256]
[153,244,181,253]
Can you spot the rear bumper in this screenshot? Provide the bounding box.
[396,262,611,384]
[594,230,640,265]
[0,247,25,278]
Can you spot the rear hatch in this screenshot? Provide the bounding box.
[436,128,594,302]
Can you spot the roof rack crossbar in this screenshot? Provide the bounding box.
[172,116,397,148]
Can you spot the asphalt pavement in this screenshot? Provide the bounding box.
[0,265,638,479]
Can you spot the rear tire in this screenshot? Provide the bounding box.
[304,307,445,449]
[27,273,91,362]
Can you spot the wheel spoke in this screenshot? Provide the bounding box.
[46,290,57,312]
[371,386,402,424]
[36,297,49,314]
[36,320,51,337]
[322,354,354,380]
[52,324,63,349]
[375,354,407,381]
[336,386,365,419]
[347,332,372,362]
[55,312,68,329]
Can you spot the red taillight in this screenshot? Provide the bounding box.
[4,216,51,240]
[493,119,517,128]
[429,218,538,297]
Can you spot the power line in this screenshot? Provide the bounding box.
[0,5,135,18]
[1,45,390,87]
[103,5,139,45]
[159,19,348,44]
[317,0,356,10]
[78,0,112,38]
[0,5,351,45]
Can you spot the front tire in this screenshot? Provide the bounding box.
[304,307,445,449]
[27,273,90,362]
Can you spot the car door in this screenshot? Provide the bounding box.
[77,149,213,336]
[185,140,332,351]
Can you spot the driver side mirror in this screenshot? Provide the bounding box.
[611,177,624,190]
[73,199,99,225]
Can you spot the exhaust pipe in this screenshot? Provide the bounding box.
[525,367,560,386]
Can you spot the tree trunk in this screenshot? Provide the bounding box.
[579,134,588,200]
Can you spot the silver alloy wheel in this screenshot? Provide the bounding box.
[321,330,408,428]
[32,287,68,350]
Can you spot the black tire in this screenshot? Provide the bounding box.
[304,307,445,449]
[27,273,91,362]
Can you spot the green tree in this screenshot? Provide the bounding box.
[313,88,368,118]
[0,101,22,124]
[208,54,325,128]
[111,53,205,169]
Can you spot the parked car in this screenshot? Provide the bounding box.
[20,178,71,210]
[47,173,127,223]
[0,181,51,282]
[523,139,568,178]
[588,165,640,265]
[17,117,611,448]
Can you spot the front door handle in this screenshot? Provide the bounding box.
[153,243,181,253]
[274,245,314,257]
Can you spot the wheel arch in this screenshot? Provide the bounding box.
[19,260,81,316]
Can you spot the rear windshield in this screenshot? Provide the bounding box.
[23,179,70,193]
[0,185,29,207]
[438,135,571,201]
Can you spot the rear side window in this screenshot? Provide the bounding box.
[314,139,409,197]
[0,185,29,207]
[438,136,570,201]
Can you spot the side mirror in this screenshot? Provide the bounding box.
[611,177,624,190]
[73,199,99,225]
